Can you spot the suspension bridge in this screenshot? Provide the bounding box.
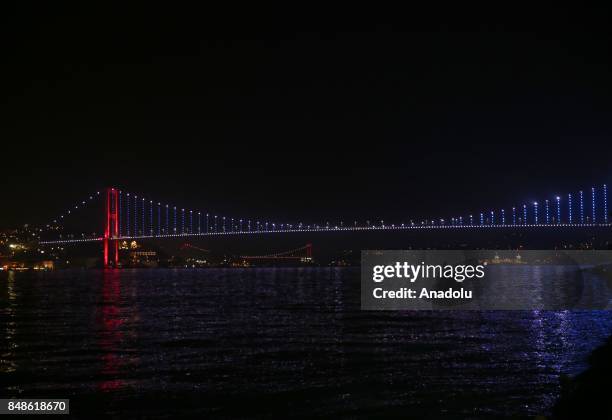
[36,183,611,267]
[240,243,313,263]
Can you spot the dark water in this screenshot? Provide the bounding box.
[2,268,612,418]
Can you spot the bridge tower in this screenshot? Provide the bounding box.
[103,187,119,268]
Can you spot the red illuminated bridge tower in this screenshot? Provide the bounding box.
[103,187,119,268]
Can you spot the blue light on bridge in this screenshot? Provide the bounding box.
[580,190,584,223]
[545,199,549,224]
[592,187,596,223]
[150,200,153,236]
[166,205,170,235]
[605,184,608,223]
[174,207,177,233]
[568,194,572,224]
[533,202,538,224]
[142,198,145,236]
[512,207,516,225]
[134,195,138,236]
[480,212,484,225]
[181,209,185,234]
[556,196,561,224]
[523,204,527,225]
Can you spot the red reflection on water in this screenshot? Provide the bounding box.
[98,269,126,392]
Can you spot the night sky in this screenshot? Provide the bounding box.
[2,6,612,229]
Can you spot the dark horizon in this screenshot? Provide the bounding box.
[2,6,612,229]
